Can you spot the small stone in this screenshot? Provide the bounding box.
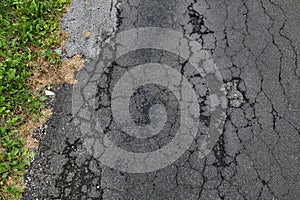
[54,48,62,56]
[45,90,55,96]
[83,32,91,39]
[61,56,68,61]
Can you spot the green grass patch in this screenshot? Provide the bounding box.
[0,0,70,199]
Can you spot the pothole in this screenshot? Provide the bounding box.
[224,79,245,108]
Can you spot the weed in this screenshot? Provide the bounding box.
[0,0,70,198]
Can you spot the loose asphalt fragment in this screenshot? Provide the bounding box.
[24,0,300,199]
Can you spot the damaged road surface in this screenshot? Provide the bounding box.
[24,0,300,199]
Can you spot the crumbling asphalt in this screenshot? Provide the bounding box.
[23,0,300,199]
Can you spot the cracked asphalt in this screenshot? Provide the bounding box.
[23,0,300,199]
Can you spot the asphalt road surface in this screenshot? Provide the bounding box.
[23,0,300,199]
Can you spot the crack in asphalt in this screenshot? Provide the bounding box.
[23,0,300,199]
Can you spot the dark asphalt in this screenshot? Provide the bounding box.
[23,0,300,199]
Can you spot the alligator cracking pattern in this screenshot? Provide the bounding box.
[23,0,300,199]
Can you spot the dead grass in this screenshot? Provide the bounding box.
[27,29,83,94]
[27,54,83,93]
[19,109,52,150]
[24,27,83,151]
[19,29,83,197]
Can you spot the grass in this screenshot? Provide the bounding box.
[0,0,70,199]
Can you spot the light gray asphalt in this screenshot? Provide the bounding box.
[24,0,300,199]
